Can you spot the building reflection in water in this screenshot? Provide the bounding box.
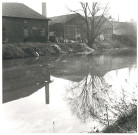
[45,79,54,104]
[45,82,49,104]
[2,58,52,104]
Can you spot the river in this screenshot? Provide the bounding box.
[2,53,137,133]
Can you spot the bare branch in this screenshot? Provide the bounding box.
[67,2,110,49]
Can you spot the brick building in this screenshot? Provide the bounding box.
[49,14,113,41]
[2,3,50,43]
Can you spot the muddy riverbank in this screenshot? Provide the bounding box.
[3,42,136,59]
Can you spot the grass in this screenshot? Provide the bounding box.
[3,42,61,59]
[2,42,93,59]
[3,40,136,59]
[102,107,137,133]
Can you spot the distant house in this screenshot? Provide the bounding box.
[112,21,134,35]
[112,21,137,46]
[2,3,50,43]
[49,14,113,41]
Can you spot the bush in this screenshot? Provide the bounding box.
[3,44,25,59]
[102,107,137,133]
[2,42,94,59]
[22,47,35,57]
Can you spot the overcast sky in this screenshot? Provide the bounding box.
[2,0,138,22]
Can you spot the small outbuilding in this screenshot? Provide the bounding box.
[2,3,50,43]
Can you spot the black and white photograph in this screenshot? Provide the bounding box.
[1,0,137,133]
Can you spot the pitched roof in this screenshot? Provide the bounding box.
[112,21,134,35]
[2,2,50,20]
[49,13,111,26]
[49,14,77,25]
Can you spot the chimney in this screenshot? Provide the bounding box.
[42,2,47,17]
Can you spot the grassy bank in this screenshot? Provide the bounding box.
[2,42,94,59]
[3,41,136,59]
[94,39,127,50]
[102,107,137,133]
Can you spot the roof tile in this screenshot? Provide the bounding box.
[2,3,49,20]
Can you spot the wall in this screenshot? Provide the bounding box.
[49,23,64,37]
[64,16,86,40]
[65,16,113,41]
[2,17,49,43]
[101,20,113,40]
[49,16,113,41]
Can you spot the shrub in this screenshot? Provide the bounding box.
[3,44,25,59]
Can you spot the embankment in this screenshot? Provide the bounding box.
[3,41,136,59]
[2,42,94,59]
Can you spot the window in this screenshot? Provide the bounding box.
[32,27,38,30]
[24,27,29,37]
[64,25,75,40]
[24,20,28,23]
[76,26,81,34]
[2,25,8,42]
[41,28,45,36]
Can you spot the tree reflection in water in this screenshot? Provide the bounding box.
[65,73,111,122]
[65,69,137,128]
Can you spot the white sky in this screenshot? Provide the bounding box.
[1,0,138,21]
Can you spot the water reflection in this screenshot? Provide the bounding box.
[2,54,137,133]
[2,57,56,104]
[63,55,137,127]
[50,54,136,80]
[65,74,110,122]
[3,54,136,104]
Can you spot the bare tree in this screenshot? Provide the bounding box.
[70,2,109,49]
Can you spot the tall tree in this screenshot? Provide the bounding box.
[70,2,109,49]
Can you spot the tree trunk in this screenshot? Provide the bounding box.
[87,39,94,49]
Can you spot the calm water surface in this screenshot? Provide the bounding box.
[2,54,137,133]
